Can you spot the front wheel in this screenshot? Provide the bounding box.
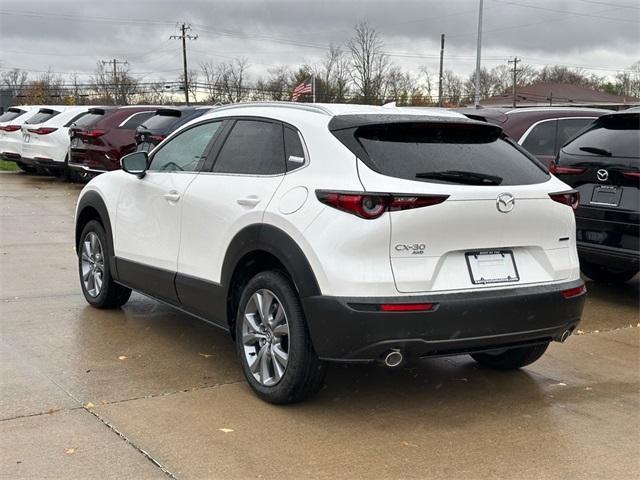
[471,343,549,370]
[235,271,326,404]
[78,220,131,309]
[580,259,638,284]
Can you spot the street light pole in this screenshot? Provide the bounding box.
[474,0,484,108]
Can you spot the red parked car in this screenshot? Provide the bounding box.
[456,107,613,167]
[68,106,157,175]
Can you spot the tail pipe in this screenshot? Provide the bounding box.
[382,349,404,368]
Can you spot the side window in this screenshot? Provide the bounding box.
[148,122,221,172]
[119,111,155,129]
[556,118,594,151]
[521,119,557,156]
[213,120,285,175]
[284,126,306,171]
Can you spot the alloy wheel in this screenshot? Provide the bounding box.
[81,232,105,297]
[241,289,290,386]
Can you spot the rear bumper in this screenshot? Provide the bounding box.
[69,147,118,173]
[20,156,65,170]
[302,279,586,362]
[578,243,639,269]
[0,152,21,162]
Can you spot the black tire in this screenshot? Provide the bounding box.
[16,161,36,173]
[78,220,131,309]
[471,343,549,370]
[580,259,638,284]
[235,271,327,404]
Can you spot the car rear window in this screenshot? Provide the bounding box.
[25,109,60,125]
[0,108,26,122]
[334,121,549,186]
[73,110,107,128]
[140,111,182,131]
[563,113,639,159]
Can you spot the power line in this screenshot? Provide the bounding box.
[491,0,639,23]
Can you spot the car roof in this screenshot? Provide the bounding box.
[197,102,467,126]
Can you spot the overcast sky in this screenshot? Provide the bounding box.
[1,0,638,84]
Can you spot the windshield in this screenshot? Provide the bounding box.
[343,122,549,186]
[140,112,182,132]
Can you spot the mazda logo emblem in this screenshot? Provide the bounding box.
[496,193,515,213]
[597,169,609,182]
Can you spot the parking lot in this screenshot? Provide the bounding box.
[0,171,638,479]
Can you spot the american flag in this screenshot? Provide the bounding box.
[291,77,313,102]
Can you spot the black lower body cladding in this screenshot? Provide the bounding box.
[302,280,586,362]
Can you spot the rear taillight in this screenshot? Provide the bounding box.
[80,129,106,138]
[549,190,580,211]
[623,171,640,179]
[561,285,586,299]
[27,127,58,135]
[316,191,449,219]
[549,162,586,175]
[0,125,21,132]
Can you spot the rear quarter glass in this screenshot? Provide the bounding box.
[334,121,549,186]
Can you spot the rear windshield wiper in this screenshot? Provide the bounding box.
[579,146,612,156]
[415,170,503,185]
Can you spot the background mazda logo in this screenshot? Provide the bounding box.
[597,169,609,182]
[496,193,515,213]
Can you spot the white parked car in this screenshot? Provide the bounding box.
[0,105,40,171]
[20,106,98,177]
[0,106,68,172]
[74,103,586,403]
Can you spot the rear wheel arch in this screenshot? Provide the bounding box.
[76,191,118,279]
[222,224,321,338]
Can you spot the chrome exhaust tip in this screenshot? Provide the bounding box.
[383,349,404,368]
[558,329,572,343]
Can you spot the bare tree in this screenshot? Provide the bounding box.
[179,69,199,103]
[347,21,389,104]
[21,70,65,104]
[90,61,139,105]
[442,70,463,105]
[614,61,640,99]
[2,68,29,101]
[255,66,292,101]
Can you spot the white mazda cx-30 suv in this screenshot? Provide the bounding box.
[75,103,586,403]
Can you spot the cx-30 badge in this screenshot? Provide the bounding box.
[496,193,515,213]
[597,169,609,182]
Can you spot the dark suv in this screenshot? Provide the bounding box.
[135,107,211,152]
[552,109,639,283]
[68,106,157,175]
[457,107,612,167]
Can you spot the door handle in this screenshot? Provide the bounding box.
[164,190,181,203]
[237,195,261,207]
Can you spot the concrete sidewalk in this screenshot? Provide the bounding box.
[1,172,638,479]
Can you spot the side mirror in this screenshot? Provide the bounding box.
[121,151,148,178]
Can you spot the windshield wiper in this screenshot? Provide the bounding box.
[579,146,612,156]
[415,170,503,185]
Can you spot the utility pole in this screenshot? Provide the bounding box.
[508,57,521,108]
[170,23,198,105]
[101,58,127,104]
[474,0,484,108]
[438,33,445,107]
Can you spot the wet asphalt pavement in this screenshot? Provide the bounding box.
[1,172,638,479]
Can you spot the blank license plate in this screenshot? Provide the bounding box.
[465,250,519,285]
[590,185,622,207]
